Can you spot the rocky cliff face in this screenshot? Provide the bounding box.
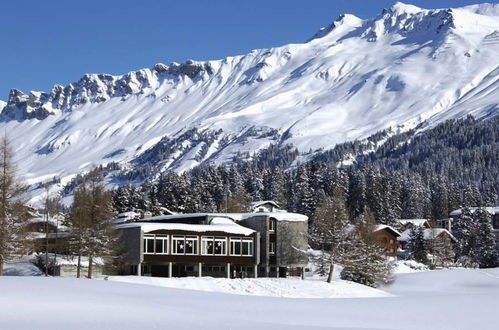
[1,60,214,120]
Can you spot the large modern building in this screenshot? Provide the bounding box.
[117,207,309,278]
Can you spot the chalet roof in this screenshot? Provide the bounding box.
[398,228,456,242]
[250,201,280,209]
[373,224,402,237]
[142,211,308,223]
[398,219,430,227]
[117,217,256,236]
[450,207,499,216]
[27,217,68,230]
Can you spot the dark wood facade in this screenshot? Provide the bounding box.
[373,227,399,258]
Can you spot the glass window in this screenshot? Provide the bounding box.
[214,237,226,255]
[202,236,214,255]
[173,235,185,255]
[185,236,198,255]
[155,234,168,255]
[230,238,253,256]
[269,219,275,232]
[269,242,275,255]
[144,235,155,254]
[242,239,253,256]
[231,238,241,256]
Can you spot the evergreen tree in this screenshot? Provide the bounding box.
[475,208,498,268]
[452,207,479,267]
[431,233,455,268]
[293,166,315,218]
[407,226,428,264]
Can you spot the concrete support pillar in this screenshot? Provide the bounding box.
[254,265,258,278]
[137,263,142,276]
[168,262,173,278]
[198,262,202,277]
[265,265,269,277]
[227,263,231,279]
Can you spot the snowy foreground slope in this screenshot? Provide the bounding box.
[2,268,499,329]
[0,3,498,201]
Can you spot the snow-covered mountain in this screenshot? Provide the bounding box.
[1,2,498,202]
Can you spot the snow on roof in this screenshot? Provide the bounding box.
[450,207,499,216]
[27,217,68,230]
[373,224,402,236]
[398,228,456,242]
[398,219,430,227]
[250,201,280,208]
[143,212,308,223]
[117,219,255,236]
[26,232,70,240]
[118,211,140,218]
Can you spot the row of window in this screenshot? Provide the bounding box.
[143,234,254,257]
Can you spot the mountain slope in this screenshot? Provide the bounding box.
[0,2,498,202]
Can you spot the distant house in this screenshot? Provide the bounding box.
[372,225,401,260]
[250,201,282,213]
[24,216,70,254]
[398,228,456,250]
[117,211,309,278]
[436,218,452,232]
[398,219,431,231]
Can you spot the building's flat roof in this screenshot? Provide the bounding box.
[143,211,308,223]
[117,217,256,236]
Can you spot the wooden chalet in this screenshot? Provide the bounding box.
[372,225,401,260]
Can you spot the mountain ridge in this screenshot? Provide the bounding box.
[0,2,498,205]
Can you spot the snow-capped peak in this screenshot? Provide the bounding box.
[388,2,424,15]
[0,2,498,206]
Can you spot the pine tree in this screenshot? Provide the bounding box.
[0,135,28,276]
[475,208,498,268]
[452,207,479,267]
[431,232,455,268]
[407,226,428,264]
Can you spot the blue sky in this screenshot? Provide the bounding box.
[0,0,484,98]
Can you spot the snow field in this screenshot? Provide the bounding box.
[2,268,499,329]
